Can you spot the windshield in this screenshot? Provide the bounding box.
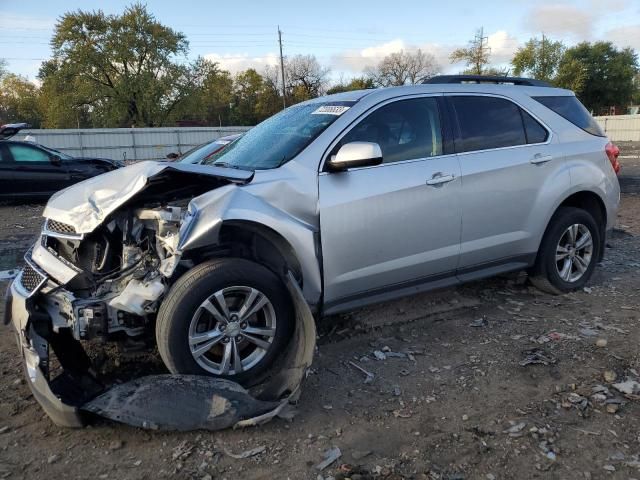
[178,140,229,164]
[40,145,73,160]
[204,101,355,170]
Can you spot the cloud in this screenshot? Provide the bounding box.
[604,24,640,50]
[330,39,454,74]
[204,52,279,74]
[0,12,55,31]
[331,39,407,72]
[526,4,595,38]
[487,31,520,64]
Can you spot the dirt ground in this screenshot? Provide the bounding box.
[0,146,639,480]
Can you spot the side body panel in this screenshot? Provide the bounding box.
[319,156,462,306]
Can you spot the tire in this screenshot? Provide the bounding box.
[156,258,294,384]
[529,207,601,295]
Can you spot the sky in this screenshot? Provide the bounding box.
[0,0,639,83]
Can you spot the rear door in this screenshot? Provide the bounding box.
[6,143,70,195]
[448,94,567,274]
[319,95,462,310]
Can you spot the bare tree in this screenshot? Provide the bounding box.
[365,49,440,87]
[285,54,330,102]
[449,28,491,75]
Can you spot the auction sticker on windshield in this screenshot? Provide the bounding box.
[311,105,350,115]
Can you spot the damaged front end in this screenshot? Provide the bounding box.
[6,161,316,430]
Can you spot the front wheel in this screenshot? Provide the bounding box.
[156,258,294,384]
[529,207,601,295]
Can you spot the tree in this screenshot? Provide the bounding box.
[512,36,565,81]
[285,54,330,103]
[555,42,638,113]
[450,28,491,75]
[167,59,234,126]
[327,76,375,94]
[0,58,7,79]
[366,50,439,87]
[0,73,43,127]
[42,3,207,127]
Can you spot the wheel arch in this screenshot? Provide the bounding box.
[542,189,607,261]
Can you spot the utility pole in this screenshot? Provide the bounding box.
[474,27,490,75]
[278,26,286,109]
[540,33,546,80]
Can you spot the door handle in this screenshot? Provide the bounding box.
[530,154,553,165]
[426,173,455,186]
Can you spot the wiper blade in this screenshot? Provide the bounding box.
[212,161,240,169]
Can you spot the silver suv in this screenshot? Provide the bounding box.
[7,76,620,416]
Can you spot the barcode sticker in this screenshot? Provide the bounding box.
[311,105,350,115]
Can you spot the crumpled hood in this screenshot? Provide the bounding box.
[43,161,253,233]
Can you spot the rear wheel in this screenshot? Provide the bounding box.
[156,258,294,384]
[530,207,600,295]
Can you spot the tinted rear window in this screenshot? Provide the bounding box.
[533,96,604,137]
[451,96,526,152]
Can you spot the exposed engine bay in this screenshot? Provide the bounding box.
[40,205,185,342]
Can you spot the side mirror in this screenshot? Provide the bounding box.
[50,155,62,166]
[326,142,383,172]
[166,152,179,160]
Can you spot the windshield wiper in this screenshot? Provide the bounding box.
[212,161,241,169]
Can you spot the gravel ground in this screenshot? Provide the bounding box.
[0,150,639,480]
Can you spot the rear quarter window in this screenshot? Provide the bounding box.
[533,96,604,137]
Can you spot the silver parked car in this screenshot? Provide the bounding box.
[7,75,621,424]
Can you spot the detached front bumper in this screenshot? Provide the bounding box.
[6,278,84,427]
[6,258,317,431]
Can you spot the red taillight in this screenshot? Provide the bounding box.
[605,142,620,174]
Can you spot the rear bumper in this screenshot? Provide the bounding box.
[6,279,84,427]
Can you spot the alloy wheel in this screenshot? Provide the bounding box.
[188,286,277,375]
[555,223,593,283]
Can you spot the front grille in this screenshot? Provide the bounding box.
[20,263,46,293]
[46,219,77,235]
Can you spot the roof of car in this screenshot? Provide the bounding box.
[310,81,574,106]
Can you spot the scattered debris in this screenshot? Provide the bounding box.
[604,371,617,383]
[223,445,266,459]
[612,378,640,396]
[315,447,342,471]
[348,361,375,384]
[172,440,195,461]
[503,422,527,437]
[520,348,556,366]
[596,338,608,348]
[373,350,387,361]
[469,317,487,328]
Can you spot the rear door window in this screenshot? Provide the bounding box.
[532,96,604,136]
[451,96,526,152]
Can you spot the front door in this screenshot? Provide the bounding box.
[7,143,70,196]
[319,96,462,310]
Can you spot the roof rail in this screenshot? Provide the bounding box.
[423,75,551,87]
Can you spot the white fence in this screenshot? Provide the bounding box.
[595,115,640,142]
[17,116,639,161]
[18,126,252,162]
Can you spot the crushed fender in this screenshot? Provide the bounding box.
[80,272,316,431]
